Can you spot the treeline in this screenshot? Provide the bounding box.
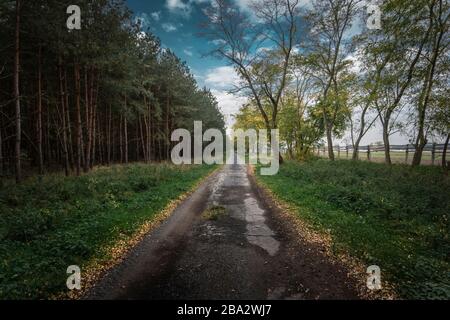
[0,0,225,182]
[202,0,449,167]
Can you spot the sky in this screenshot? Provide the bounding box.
[125,0,412,145]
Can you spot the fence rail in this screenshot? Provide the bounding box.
[316,143,449,166]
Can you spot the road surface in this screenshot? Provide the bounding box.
[86,158,359,299]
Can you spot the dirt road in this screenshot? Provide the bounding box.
[86,159,360,299]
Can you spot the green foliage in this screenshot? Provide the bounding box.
[0,0,225,178]
[278,93,324,159]
[258,160,450,299]
[233,104,267,131]
[0,164,216,299]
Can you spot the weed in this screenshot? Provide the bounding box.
[202,205,226,221]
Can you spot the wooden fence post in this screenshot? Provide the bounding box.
[367,145,371,161]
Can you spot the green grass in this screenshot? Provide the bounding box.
[257,160,450,299]
[0,163,216,299]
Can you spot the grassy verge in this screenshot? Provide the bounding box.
[0,163,216,299]
[256,160,449,299]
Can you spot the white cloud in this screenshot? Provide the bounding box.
[183,48,194,56]
[191,68,204,81]
[210,89,247,130]
[165,0,213,17]
[166,0,189,9]
[256,46,273,54]
[162,22,178,32]
[202,66,246,129]
[135,13,151,29]
[164,0,313,19]
[151,11,161,21]
[209,39,226,46]
[166,0,192,16]
[235,0,253,11]
[235,0,314,18]
[345,53,363,74]
[204,66,241,90]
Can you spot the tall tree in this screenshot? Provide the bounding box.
[365,0,435,164]
[411,0,450,166]
[305,0,360,160]
[13,0,21,182]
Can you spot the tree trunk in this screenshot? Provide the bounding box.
[412,130,427,166]
[279,152,284,164]
[143,98,151,162]
[0,117,3,176]
[411,76,431,166]
[412,5,445,167]
[111,117,116,164]
[158,132,163,161]
[119,114,123,164]
[124,115,128,164]
[165,96,170,161]
[14,0,21,183]
[74,63,82,176]
[46,104,51,163]
[326,124,334,161]
[135,125,139,161]
[352,137,361,161]
[36,45,44,174]
[64,68,74,169]
[83,67,91,172]
[442,133,449,169]
[107,103,112,165]
[91,106,97,169]
[89,73,98,169]
[148,102,152,161]
[58,56,69,176]
[139,116,147,162]
[352,105,372,161]
[382,120,391,165]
